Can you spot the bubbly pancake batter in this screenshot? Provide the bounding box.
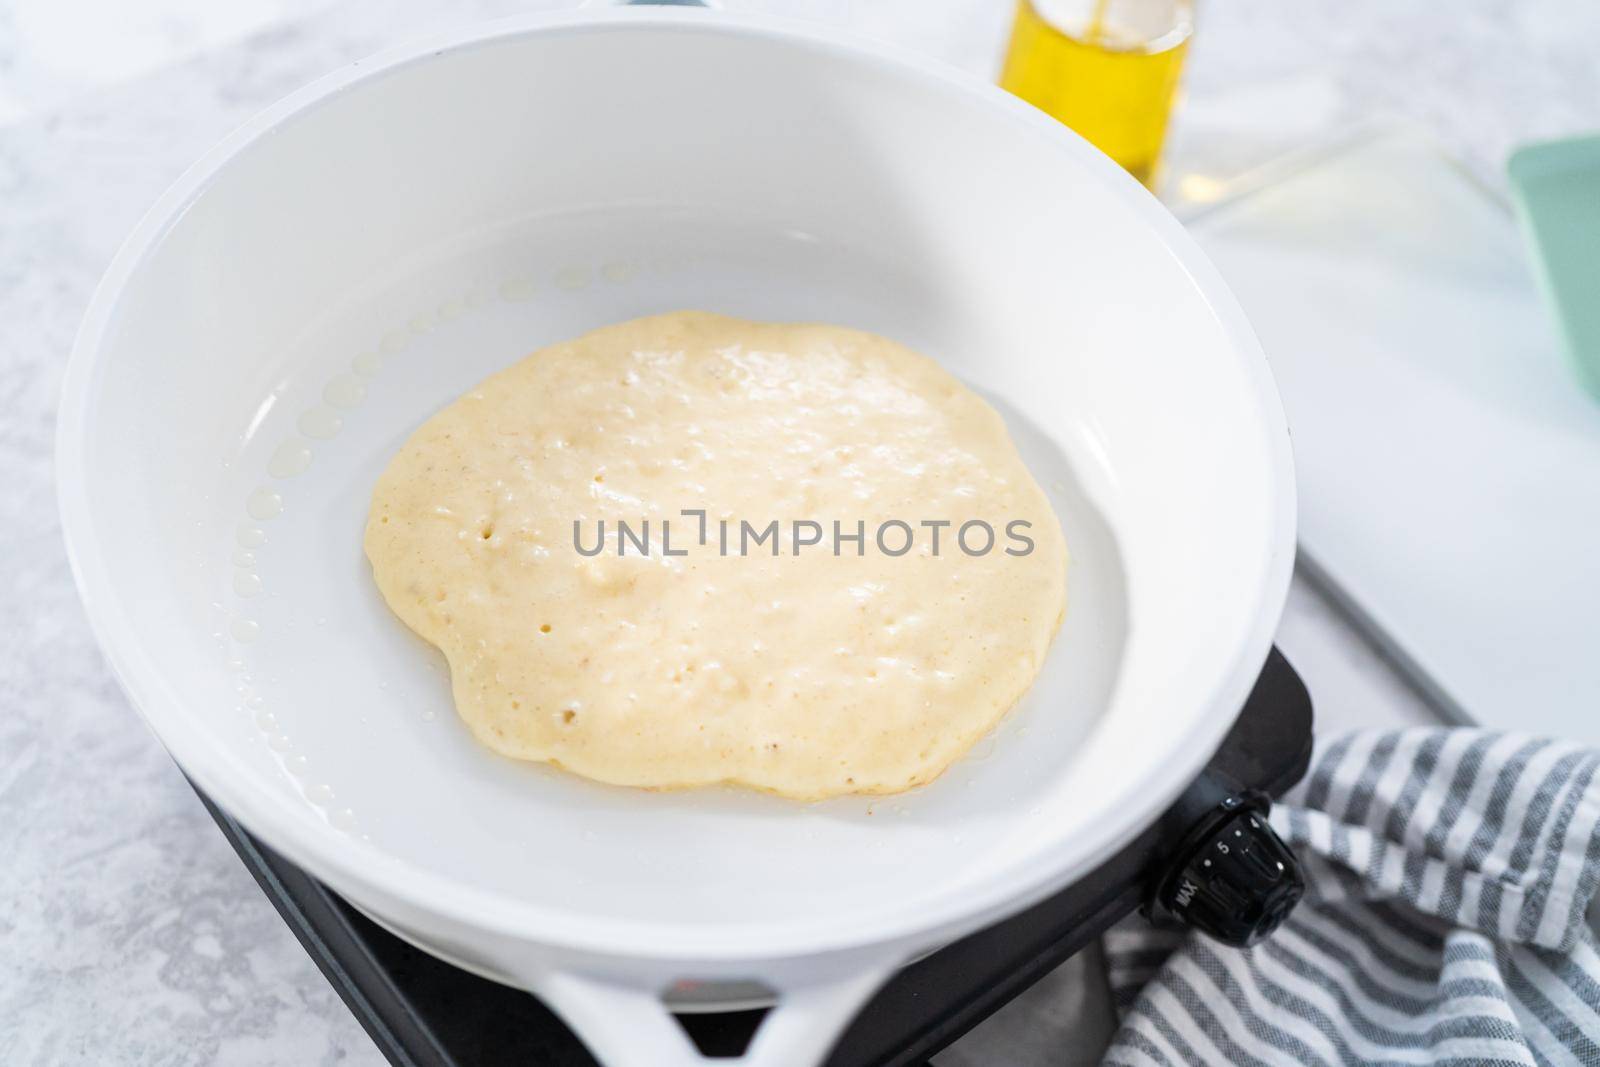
[365,312,1066,799]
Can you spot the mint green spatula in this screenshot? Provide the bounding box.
[1509,134,1600,403]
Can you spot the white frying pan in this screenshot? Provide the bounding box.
[57,6,1294,1065]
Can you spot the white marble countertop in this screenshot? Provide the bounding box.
[2,1,1595,1063]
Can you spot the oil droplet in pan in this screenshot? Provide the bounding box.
[351,352,383,378]
[231,618,261,643]
[555,266,591,290]
[323,374,366,409]
[236,524,266,548]
[232,549,256,567]
[499,276,536,302]
[268,441,312,479]
[246,488,282,520]
[298,406,343,440]
[233,571,263,597]
[305,783,335,805]
[379,331,407,355]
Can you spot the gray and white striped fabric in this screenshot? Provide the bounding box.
[1101,729,1600,1066]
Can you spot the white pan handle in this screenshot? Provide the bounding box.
[538,965,894,1067]
[580,0,723,9]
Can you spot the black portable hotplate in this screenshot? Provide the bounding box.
[195,647,1312,1066]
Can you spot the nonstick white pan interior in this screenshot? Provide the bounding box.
[60,8,1292,1017]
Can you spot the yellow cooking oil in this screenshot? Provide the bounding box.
[1000,0,1191,187]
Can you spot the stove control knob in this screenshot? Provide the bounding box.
[1156,793,1303,947]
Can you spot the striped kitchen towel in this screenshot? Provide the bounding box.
[1102,730,1600,1066]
